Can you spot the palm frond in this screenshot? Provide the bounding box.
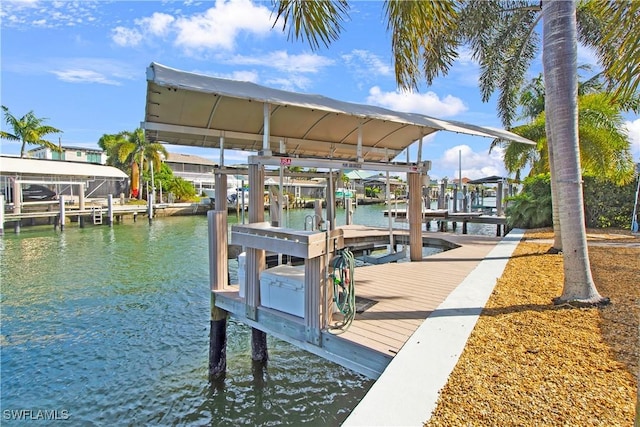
[271,0,349,50]
[385,0,459,90]
[578,1,640,106]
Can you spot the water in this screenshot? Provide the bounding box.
[0,204,496,426]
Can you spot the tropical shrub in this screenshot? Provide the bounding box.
[365,186,381,198]
[506,174,553,229]
[168,177,198,202]
[583,175,637,229]
[507,173,638,229]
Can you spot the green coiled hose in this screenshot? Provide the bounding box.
[330,248,356,331]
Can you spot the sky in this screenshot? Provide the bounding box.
[1,0,639,181]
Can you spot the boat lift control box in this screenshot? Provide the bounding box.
[260,264,305,317]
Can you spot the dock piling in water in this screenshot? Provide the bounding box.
[59,196,65,231]
[107,194,114,227]
[0,195,4,236]
[207,210,229,378]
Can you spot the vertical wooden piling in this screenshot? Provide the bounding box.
[12,180,21,233]
[496,180,504,216]
[0,194,4,236]
[452,187,458,213]
[408,172,422,261]
[147,192,153,225]
[314,200,323,230]
[208,210,229,378]
[247,164,268,363]
[59,196,65,231]
[269,186,280,227]
[462,186,468,212]
[305,256,323,345]
[438,179,446,210]
[107,194,114,227]
[345,197,353,225]
[79,184,85,228]
[214,173,228,212]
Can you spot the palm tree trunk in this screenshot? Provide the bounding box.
[542,0,606,304]
[546,120,562,252]
[138,154,144,200]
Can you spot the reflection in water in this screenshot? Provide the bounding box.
[1,215,373,426]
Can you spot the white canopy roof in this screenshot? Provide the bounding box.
[0,156,128,179]
[143,62,534,163]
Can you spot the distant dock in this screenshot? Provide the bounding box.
[383,208,508,236]
[0,195,215,234]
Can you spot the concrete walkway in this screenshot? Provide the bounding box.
[343,229,525,426]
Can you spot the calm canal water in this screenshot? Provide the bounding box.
[0,204,496,425]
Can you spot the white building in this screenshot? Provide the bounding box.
[28,146,106,164]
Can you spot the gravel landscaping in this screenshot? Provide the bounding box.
[425,228,638,426]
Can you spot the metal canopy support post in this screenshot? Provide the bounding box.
[327,169,335,231]
[278,138,286,227]
[219,135,225,167]
[278,163,284,228]
[262,103,272,155]
[357,122,363,162]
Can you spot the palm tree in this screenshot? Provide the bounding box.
[0,106,62,157]
[271,0,639,305]
[98,128,167,199]
[496,78,636,185]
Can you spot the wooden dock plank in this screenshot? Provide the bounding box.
[214,225,503,378]
[331,227,501,362]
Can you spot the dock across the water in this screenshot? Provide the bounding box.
[384,208,509,236]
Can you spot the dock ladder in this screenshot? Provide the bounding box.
[92,207,103,225]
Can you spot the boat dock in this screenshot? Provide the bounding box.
[0,195,153,233]
[384,207,508,236]
[212,223,503,378]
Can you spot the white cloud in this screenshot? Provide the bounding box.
[367,86,467,117]
[438,144,506,180]
[342,49,392,79]
[51,69,120,85]
[229,70,259,83]
[110,0,273,53]
[577,43,600,70]
[111,26,143,47]
[625,118,640,161]
[111,12,176,47]
[265,75,313,91]
[0,0,98,28]
[136,12,175,37]
[227,51,334,74]
[48,58,138,85]
[173,0,272,51]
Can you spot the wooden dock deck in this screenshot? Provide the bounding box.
[214,225,502,378]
